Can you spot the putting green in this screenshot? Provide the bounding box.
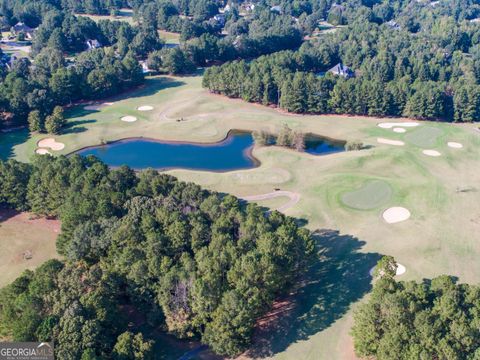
[405,126,443,148]
[341,180,392,210]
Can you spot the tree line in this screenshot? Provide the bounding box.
[352,256,480,359]
[203,0,480,121]
[0,155,314,358]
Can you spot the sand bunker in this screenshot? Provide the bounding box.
[369,263,406,277]
[422,149,441,157]
[137,105,154,111]
[448,142,463,149]
[378,122,419,129]
[383,207,411,223]
[393,127,406,133]
[377,138,405,146]
[121,116,137,122]
[37,138,65,151]
[35,148,51,155]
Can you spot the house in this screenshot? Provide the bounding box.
[328,63,354,78]
[139,60,151,74]
[10,22,35,40]
[213,14,226,26]
[242,2,255,12]
[330,3,346,12]
[85,39,102,50]
[270,5,282,13]
[386,20,401,30]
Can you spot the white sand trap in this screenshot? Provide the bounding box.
[422,149,441,157]
[383,207,411,223]
[378,122,419,129]
[137,105,154,111]
[35,148,51,155]
[447,142,463,149]
[121,116,138,122]
[37,138,65,151]
[369,263,406,277]
[396,264,406,275]
[377,138,405,146]
[393,127,406,133]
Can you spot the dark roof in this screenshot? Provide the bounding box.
[328,63,353,77]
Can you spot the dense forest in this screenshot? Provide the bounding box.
[0,155,314,357]
[352,257,480,359]
[203,0,480,121]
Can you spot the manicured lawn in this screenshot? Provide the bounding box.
[2,74,480,359]
[75,9,135,24]
[158,30,180,45]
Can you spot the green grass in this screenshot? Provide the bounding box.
[340,179,392,210]
[405,126,444,148]
[158,30,180,45]
[2,74,480,359]
[75,9,135,24]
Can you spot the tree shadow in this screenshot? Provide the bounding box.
[108,77,186,102]
[0,208,19,224]
[62,119,97,135]
[0,127,30,160]
[245,229,382,358]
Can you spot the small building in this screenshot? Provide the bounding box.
[85,39,102,50]
[10,22,35,40]
[270,5,282,13]
[328,63,354,78]
[213,14,226,26]
[330,3,346,12]
[386,20,401,30]
[139,60,151,74]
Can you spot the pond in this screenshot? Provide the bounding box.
[75,131,344,172]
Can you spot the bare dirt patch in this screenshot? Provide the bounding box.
[0,209,60,287]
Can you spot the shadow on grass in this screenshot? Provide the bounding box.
[62,119,97,135]
[109,77,186,102]
[245,229,382,358]
[0,128,30,160]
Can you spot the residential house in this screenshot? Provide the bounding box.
[328,63,354,78]
[85,39,102,50]
[10,22,35,40]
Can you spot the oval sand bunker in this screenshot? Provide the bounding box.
[378,122,419,129]
[121,116,138,122]
[369,263,406,277]
[422,149,441,157]
[35,148,51,155]
[393,127,406,133]
[137,105,154,111]
[37,138,65,151]
[383,207,411,223]
[447,142,463,149]
[377,138,405,146]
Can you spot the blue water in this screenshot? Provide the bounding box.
[305,135,345,155]
[76,132,344,172]
[77,132,257,172]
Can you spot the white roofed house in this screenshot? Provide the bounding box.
[85,39,102,51]
[328,63,354,78]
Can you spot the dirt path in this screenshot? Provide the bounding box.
[241,191,301,212]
